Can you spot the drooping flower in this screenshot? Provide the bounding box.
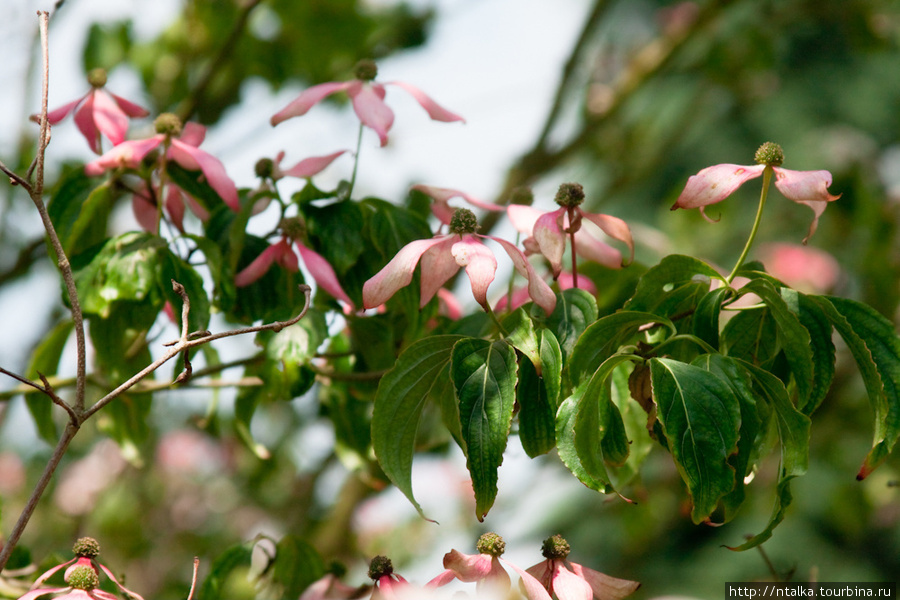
[508,183,634,279]
[20,538,144,600]
[234,218,354,308]
[271,59,464,147]
[40,68,149,154]
[368,556,409,600]
[671,142,841,243]
[362,208,557,315]
[411,184,504,226]
[525,535,640,600]
[85,114,239,212]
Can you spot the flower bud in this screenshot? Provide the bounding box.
[449,208,479,235]
[255,158,275,179]
[554,183,585,208]
[368,555,393,581]
[754,142,784,167]
[73,537,101,558]
[65,565,100,591]
[87,68,108,89]
[509,186,534,206]
[354,59,378,82]
[476,532,506,557]
[154,113,183,137]
[540,534,571,560]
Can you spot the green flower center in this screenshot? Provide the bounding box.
[72,537,101,559]
[541,534,571,560]
[87,68,108,89]
[554,183,585,208]
[476,532,506,557]
[367,555,393,581]
[255,158,275,179]
[65,565,99,591]
[279,216,306,241]
[754,142,784,166]
[354,59,378,82]
[154,113,183,137]
[449,208,479,235]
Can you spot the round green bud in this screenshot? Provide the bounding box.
[449,208,479,235]
[554,183,585,209]
[255,158,275,179]
[279,216,306,241]
[367,555,393,581]
[65,565,99,591]
[73,537,101,558]
[476,532,506,557]
[509,186,534,206]
[354,59,378,82]
[87,68,108,88]
[540,534,571,560]
[754,142,784,166]
[154,113,183,137]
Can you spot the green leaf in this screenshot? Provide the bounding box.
[625,254,724,319]
[166,161,227,214]
[372,335,464,517]
[556,389,611,493]
[544,288,598,358]
[569,311,676,385]
[692,286,734,349]
[159,250,210,334]
[517,330,562,457]
[796,293,836,415]
[502,308,541,372]
[271,535,325,600]
[24,321,74,443]
[197,542,254,600]
[650,357,741,522]
[302,199,365,275]
[721,307,778,367]
[816,296,900,478]
[451,338,518,520]
[48,167,106,258]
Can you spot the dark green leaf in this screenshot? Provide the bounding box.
[502,307,541,372]
[796,293,836,415]
[544,288,598,358]
[451,338,518,520]
[692,286,734,349]
[271,535,325,600]
[302,199,365,275]
[625,254,724,320]
[166,162,227,214]
[721,307,778,367]
[197,542,254,600]
[517,330,562,457]
[159,250,210,333]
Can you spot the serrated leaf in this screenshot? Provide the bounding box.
[372,335,464,518]
[796,293,836,415]
[24,321,74,443]
[650,357,741,522]
[451,338,518,520]
[816,296,900,478]
[197,542,254,600]
[625,254,724,320]
[517,330,562,457]
[544,288,598,358]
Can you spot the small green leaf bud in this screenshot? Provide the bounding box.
[368,555,393,581]
[509,186,534,206]
[87,68,108,89]
[66,565,100,591]
[540,534,571,560]
[754,142,784,167]
[73,537,101,558]
[154,113,183,137]
[449,208,479,235]
[476,532,506,557]
[554,183,585,209]
[354,59,378,82]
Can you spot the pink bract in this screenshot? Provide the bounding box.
[45,87,148,154]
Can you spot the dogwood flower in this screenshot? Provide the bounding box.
[671,142,841,243]
[271,59,464,147]
[368,556,409,600]
[363,208,557,315]
[525,535,640,600]
[41,68,149,154]
[235,218,354,308]
[84,114,239,212]
[411,184,504,225]
[508,183,634,280]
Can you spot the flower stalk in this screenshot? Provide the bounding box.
[726,165,772,285]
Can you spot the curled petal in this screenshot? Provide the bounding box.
[413,184,504,224]
[772,167,841,243]
[580,211,634,266]
[488,235,557,315]
[109,92,150,118]
[572,229,622,270]
[168,139,239,211]
[549,565,592,600]
[533,207,567,277]
[520,562,554,600]
[417,236,464,307]
[672,163,765,210]
[363,236,451,309]
[568,562,640,600]
[84,136,162,176]
[17,588,68,600]
[296,242,354,308]
[271,81,354,126]
[388,81,465,123]
[441,550,509,586]
[32,559,77,588]
[349,81,394,146]
[235,240,298,287]
[281,150,348,179]
[452,234,498,311]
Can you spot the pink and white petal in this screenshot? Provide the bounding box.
[235,242,288,287]
[568,562,641,600]
[97,563,146,600]
[165,185,187,232]
[572,229,623,270]
[296,242,354,308]
[91,590,127,600]
[507,561,553,600]
[84,136,162,176]
[772,168,841,243]
[418,236,464,307]
[281,150,348,178]
[179,122,207,148]
[168,140,240,211]
[441,550,497,582]
[672,163,765,210]
[363,236,450,309]
[425,569,459,588]
[533,208,568,277]
[550,565,593,600]
[72,93,103,154]
[489,235,557,315]
[452,234,498,311]
[270,81,354,126]
[18,588,67,600]
[46,97,84,124]
[90,90,131,147]
[580,212,634,265]
[506,205,543,235]
[109,92,150,118]
[388,81,465,123]
[349,82,394,146]
[32,559,77,588]
[132,190,159,233]
[412,184,502,213]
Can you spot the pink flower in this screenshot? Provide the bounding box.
[235,234,354,308]
[495,272,596,313]
[85,115,239,212]
[271,60,464,147]
[41,68,148,154]
[132,182,210,232]
[262,150,349,181]
[367,557,410,600]
[508,184,634,279]
[298,574,360,600]
[411,184,504,226]
[525,535,640,600]
[672,143,841,243]
[362,209,557,315]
